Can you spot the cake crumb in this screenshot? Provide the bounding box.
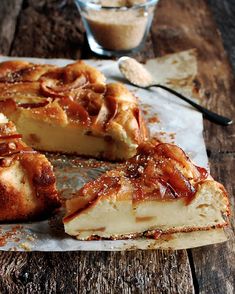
[148,116,160,124]
[19,242,31,251]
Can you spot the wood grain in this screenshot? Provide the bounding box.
[0,251,194,294]
[77,251,194,294]
[0,252,78,293]
[10,0,85,59]
[152,0,235,153]
[0,0,23,55]
[0,0,234,293]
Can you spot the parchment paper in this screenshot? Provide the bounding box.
[0,53,226,251]
[145,49,199,99]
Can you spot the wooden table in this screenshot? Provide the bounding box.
[0,0,234,293]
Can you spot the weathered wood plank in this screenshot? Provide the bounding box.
[152,0,235,153]
[10,0,84,59]
[0,0,23,55]
[0,252,78,294]
[0,250,194,294]
[191,153,235,294]
[77,250,194,294]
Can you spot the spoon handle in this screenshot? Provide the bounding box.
[152,84,233,126]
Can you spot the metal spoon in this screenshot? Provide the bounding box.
[118,56,233,126]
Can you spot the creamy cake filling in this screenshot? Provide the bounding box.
[64,143,230,240]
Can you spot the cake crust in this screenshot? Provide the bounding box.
[0,60,148,160]
[0,114,60,222]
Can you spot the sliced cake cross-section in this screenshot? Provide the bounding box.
[0,113,60,222]
[63,142,230,240]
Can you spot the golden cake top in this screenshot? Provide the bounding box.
[64,142,230,223]
[0,60,148,152]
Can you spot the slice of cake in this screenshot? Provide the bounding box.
[0,60,147,160]
[63,142,230,240]
[0,113,60,222]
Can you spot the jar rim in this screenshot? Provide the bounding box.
[74,0,159,10]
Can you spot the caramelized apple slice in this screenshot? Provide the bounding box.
[93,95,118,130]
[0,134,22,140]
[153,158,195,198]
[140,143,208,181]
[19,100,50,109]
[126,143,205,202]
[133,107,148,141]
[73,89,103,116]
[59,97,91,125]
[106,95,118,124]
[40,75,87,97]
[0,62,55,83]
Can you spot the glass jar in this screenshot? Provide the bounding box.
[74,0,159,56]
